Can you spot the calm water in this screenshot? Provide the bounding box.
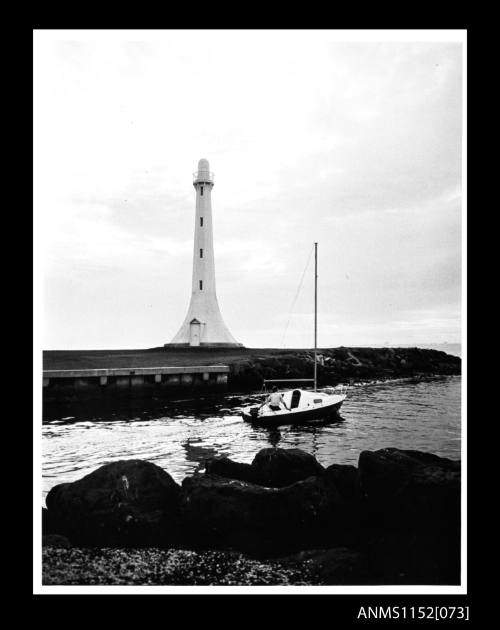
[42,375,461,503]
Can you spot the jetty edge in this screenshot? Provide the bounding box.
[43,346,461,401]
[42,446,461,586]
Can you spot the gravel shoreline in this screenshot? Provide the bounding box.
[42,547,315,586]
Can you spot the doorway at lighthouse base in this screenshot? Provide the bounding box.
[190,318,201,347]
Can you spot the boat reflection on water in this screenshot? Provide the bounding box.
[258,413,347,455]
[266,429,282,448]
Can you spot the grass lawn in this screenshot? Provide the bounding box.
[43,347,316,371]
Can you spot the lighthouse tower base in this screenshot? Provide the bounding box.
[165,342,244,348]
[166,293,244,348]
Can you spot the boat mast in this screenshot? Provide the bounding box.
[314,242,318,392]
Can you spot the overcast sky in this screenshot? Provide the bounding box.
[35,30,464,350]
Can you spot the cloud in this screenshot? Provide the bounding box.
[36,33,463,349]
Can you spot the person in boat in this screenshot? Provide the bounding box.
[261,386,291,412]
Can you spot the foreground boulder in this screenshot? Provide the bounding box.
[358,448,461,584]
[42,506,61,536]
[205,448,325,488]
[205,457,258,484]
[179,473,341,556]
[324,464,361,502]
[358,448,461,533]
[323,464,365,546]
[205,450,363,549]
[251,448,325,487]
[45,460,181,547]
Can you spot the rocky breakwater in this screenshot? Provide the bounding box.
[228,347,461,390]
[43,447,461,585]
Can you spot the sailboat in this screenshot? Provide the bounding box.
[241,242,348,427]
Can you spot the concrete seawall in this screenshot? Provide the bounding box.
[43,365,229,403]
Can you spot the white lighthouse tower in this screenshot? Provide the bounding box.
[167,159,242,348]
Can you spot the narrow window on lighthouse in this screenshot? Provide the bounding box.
[199,280,203,290]
[200,248,203,258]
[200,217,203,227]
[200,186,204,196]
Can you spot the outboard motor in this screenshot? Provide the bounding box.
[249,407,260,419]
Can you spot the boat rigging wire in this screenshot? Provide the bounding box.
[282,244,315,348]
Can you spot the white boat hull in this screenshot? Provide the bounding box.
[242,390,346,427]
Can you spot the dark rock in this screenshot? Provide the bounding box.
[201,451,363,549]
[324,464,362,502]
[42,506,63,536]
[251,448,325,487]
[358,448,461,533]
[45,459,181,547]
[205,456,258,484]
[323,464,365,546]
[179,473,341,556]
[279,547,370,585]
[204,448,325,489]
[354,449,461,584]
[45,483,72,515]
[42,534,73,548]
